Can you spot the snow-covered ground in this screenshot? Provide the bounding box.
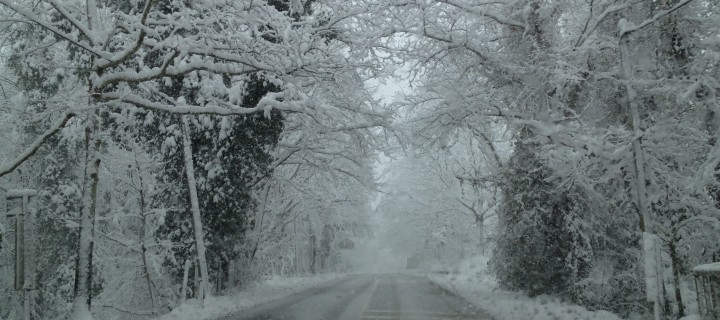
[426,256,623,320]
[153,273,346,320]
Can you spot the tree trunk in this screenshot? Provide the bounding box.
[181,259,192,304]
[620,32,661,320]
[669,240,685,317]
[194,260,199,298]
[309,218,317,274]
[133,154,157,312]
[294,220,300,274]
[226,258,235,289]
[619,37,651,235]
[478,217,485,255]
[181,115,211,303]
[71,113,102,320]
[310,233,317,274]
[139,191,157,314]
[216,258,221,292]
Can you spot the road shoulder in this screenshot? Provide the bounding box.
[152,273,348,320]
[428,273,622,320]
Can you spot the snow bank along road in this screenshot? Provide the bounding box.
[222,274,494,320]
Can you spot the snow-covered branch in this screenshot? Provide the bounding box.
[618,0,695,38]
[435,0,524,28]
[0,0,103,57]
[0,112,75,178]
[95,0,155,70]
[101,91,304,115]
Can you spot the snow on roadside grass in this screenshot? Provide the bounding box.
[153,273,345,320]
[426,256,622,320]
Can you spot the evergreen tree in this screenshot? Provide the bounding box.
[492,132,592,299]
[3,19,93,319]
[148,74,284,291]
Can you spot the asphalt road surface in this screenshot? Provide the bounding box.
[224,274,494,320]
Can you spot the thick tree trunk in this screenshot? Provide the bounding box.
[181,116,211,303]
[71,113,102,320]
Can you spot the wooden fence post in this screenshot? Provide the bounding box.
[3,189,38,320]
[694,262,720,320]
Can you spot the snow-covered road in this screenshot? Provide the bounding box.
[223,274,494,320]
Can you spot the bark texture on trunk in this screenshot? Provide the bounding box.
[71,113,102,320]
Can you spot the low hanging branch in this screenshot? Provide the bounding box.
[618,0,695,38]
[0,0,102,57]
[0,112,75,178]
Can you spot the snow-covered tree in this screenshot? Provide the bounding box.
[0,0,389,318]
[370,0,720,317]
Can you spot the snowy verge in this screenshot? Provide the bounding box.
[424,256,622,320]
[152,273,346,320]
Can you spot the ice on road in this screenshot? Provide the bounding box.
[225,274,493,320]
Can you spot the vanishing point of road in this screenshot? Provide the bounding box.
[223,274,494,320]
